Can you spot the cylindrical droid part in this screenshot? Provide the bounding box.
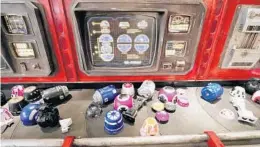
[201,83,223,102]
[93,85,118,105]
[121,83,135,96]
[104,110,124,135]
[41,86,69,101]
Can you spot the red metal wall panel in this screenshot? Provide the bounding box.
[1,0,68,83]
[197,0,260,80]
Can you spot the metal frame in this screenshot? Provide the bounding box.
[1,131,260,147]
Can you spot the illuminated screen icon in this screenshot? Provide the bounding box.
[4,15,28,34]
[12,43,35,58]
[168,15,190,33]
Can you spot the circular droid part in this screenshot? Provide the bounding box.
[24,86,43,104]
[155,111,169,124]
[114,94,134,112]
[20,104,41,126]
[164,101,176,113]
[151,102,164,112]
[158,86,177,103]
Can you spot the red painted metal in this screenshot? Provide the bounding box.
[1,0,67,83]
[62,136,75,147]
[198,0,260,80]
[204,131,225,147]
[3,0,258,83]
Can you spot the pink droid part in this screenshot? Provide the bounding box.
[114,94,133,112]
[155,111,169,123]
[176,89,186,96]
[252,90,260,104]
[176,89,189,107]
[11,85,24,98]
[158,86,177,103]
[121,83,135,96]
[177,96,189,107]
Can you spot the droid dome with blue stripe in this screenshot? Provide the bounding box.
[104,110,124,135]
[201,83,223,102]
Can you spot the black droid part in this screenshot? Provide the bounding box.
[36,105,60,128]
[86,102,102,118]
[122,108,138,123]
[1,92,7,106]
[24,86,42,103]
[8,96,28,116]
[42,86,69,102]
[164,102,176,113]
[245,78,260,95]
[122,96,147,123]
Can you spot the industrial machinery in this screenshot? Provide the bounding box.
[1,0,69,83]
[1,0,259,84]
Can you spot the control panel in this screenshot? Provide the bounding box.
[221,5,260,69]
[1,1,53,77]
[72,0,205,75]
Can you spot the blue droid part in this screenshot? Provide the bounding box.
[201,83,224,102]
[20,104,41,126]
[104,110,124,135]
[93,85,118,105]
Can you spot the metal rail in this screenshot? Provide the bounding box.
[2,130,260,147]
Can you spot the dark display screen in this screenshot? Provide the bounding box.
[85,13,157,67]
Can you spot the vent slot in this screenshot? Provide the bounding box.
[241,33,258,49]
[231,62,253,67]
